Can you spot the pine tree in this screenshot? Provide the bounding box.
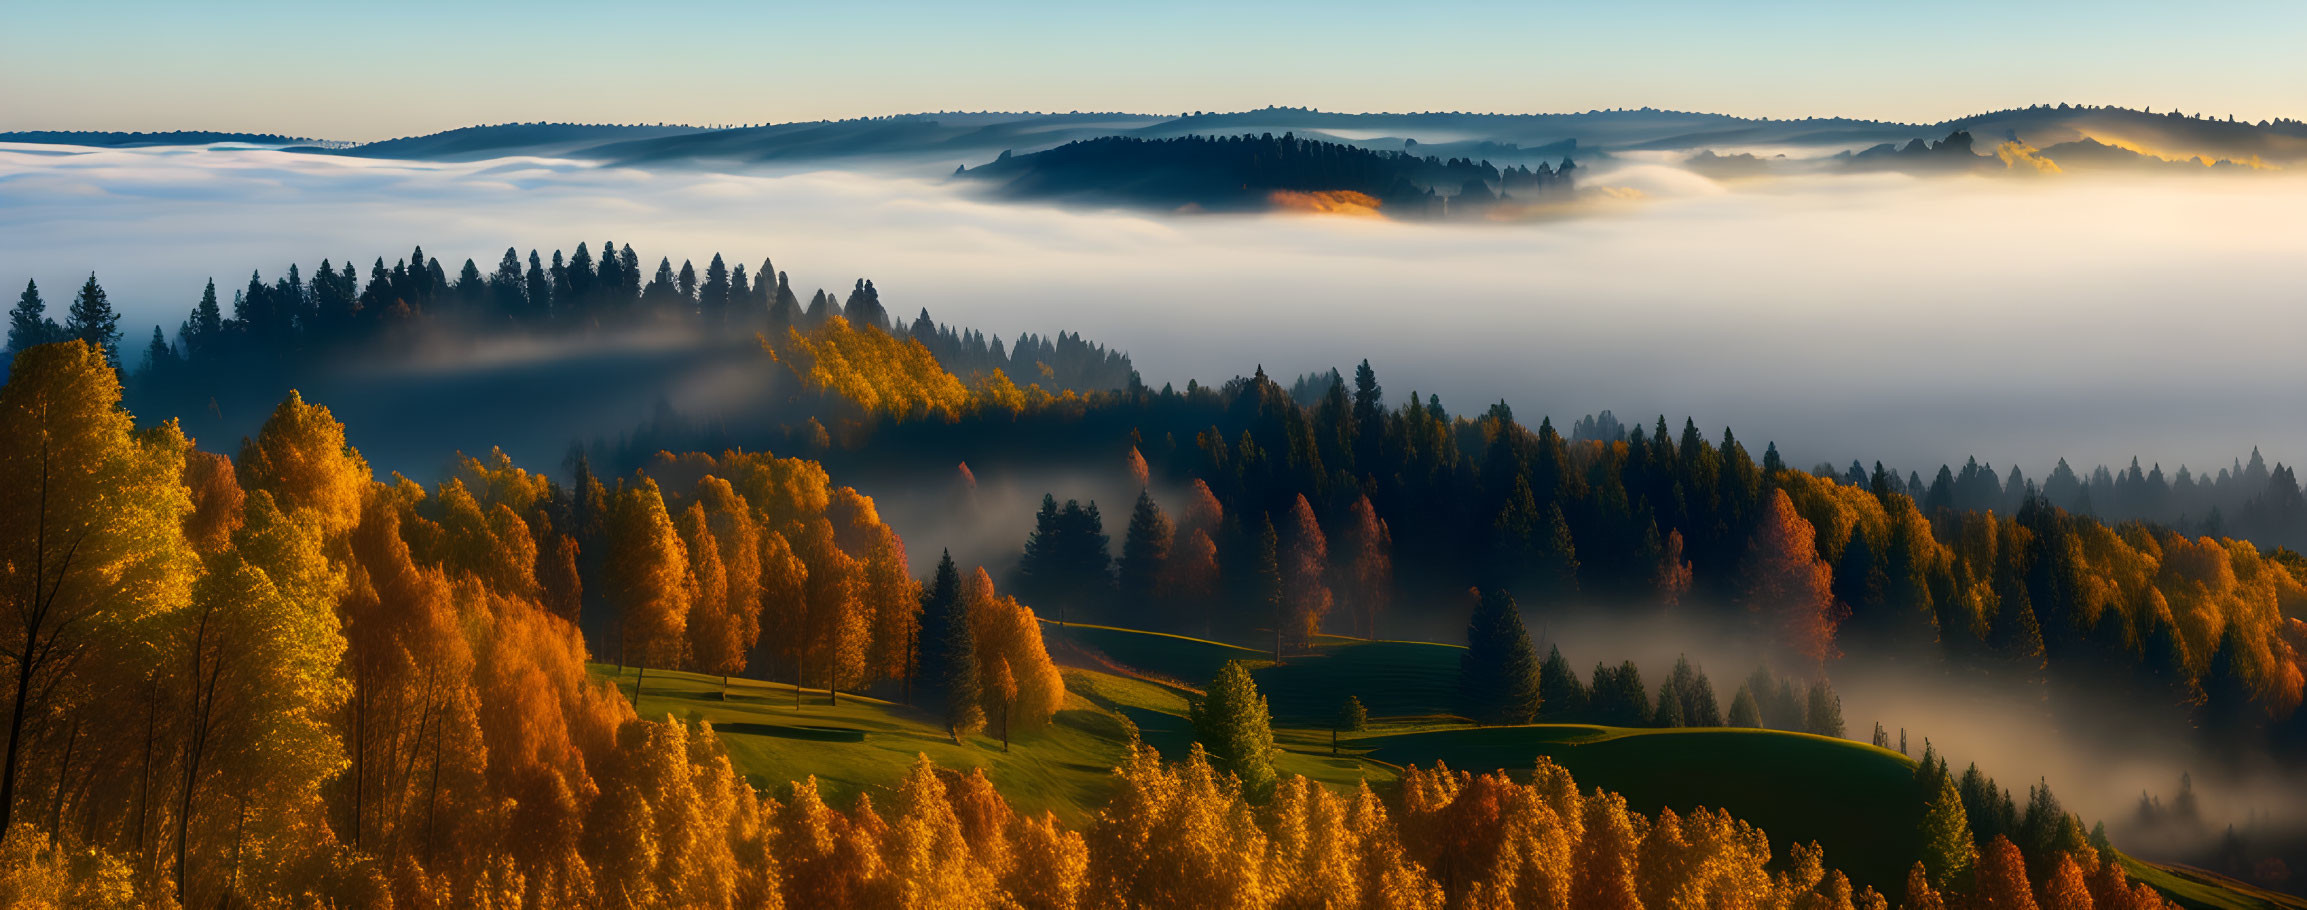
[1460,588,1541,725]
[1805,680,1846,737]
[1116,490,1172,622]
[917,551,982,738]
[1728,685,1764,727]
[139,326,177,378]
[63,273,120,366]
[6,279,57,354]
[1919,773,1978,893]
[1189,660,1277,800]
[700,253,731,325]
[1538,644,1588,721]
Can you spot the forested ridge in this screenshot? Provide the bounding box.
[2,250,2303,906]
[961,132,1577,214]
[0,337,2198,910]
[728,357,2307,757]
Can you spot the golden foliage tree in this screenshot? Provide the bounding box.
[605,477,694,704]
[0,341,196,841]
[1743,489,1844,670]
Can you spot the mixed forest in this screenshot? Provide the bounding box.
[0,244,2302,908]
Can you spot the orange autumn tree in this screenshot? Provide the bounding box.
[963,569,1065,746]
[1744,488,1846,671]
[1280,494,1332,651]
[1336,494,1393,638]
[605,476,694,704]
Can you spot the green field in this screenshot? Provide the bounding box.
[603,621,2297,910]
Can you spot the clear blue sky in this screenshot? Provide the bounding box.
[5,0,2301,141]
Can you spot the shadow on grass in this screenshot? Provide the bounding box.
[717,722,868,743]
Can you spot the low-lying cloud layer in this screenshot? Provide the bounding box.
[4,142,2306,475]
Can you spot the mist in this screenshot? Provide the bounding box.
[5,141,2306,481]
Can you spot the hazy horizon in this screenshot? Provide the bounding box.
[6,0,2304,141]
[5,139,2303,480]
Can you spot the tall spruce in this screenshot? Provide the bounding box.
[1189,661,1277,800]
[1116,490,1173,622]
[6,280,57,354]
[64,273,120,366]
[1460,588,1542,725]
[915,551,981,738]
[1537,644,1588,721]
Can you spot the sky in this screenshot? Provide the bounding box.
[4,0,2304,141]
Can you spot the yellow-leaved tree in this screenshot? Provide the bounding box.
[0,341,197,844]
[605,477,694,705]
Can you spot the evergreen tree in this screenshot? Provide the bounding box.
[1116,490,1173,623]
[525,250,552,320]
[182,278,224,360]
[490,248,526,318]
[1728,685,1764,727]
[1256,513,1283,660]
[699,253,731,325]
[63,273,121,366]
[915,551,981,738]
[6,280,58,354]
[1332,694,1366,754]
[1804,680,1846,737]
[1537,644,1588,721]
[1590,660,1651,726]
[1459,588,1541,725]
[1189,661,1277,800]
[1018,494,1113,625]
[139,326,177,378]
[1919,773,1978,893]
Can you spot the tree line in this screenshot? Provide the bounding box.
[745,355,2306,758]
[0,335,2191,910]
[3,245,1136,423]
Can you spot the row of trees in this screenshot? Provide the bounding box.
[773,352,2306,754]
[1460,587,1848,732]
[1021,478,1394,650]
[5,251,1136,436]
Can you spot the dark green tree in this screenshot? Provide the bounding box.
[1727,685,1763,727]
[1804,679,1846,737]
[6,280,58,354]
[1589,660,1650,726]
[699,253,731,325]
[1333,694,1366,754]
[1190,661,1277,800]
[915,551,981,738]
[1537,644,1588,721]
[1459,588,1541,725]
[1116,490,1172,622]
[63,273,120,366]
[1919,772,1978,893]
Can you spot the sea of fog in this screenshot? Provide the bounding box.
[3,141,2305,478]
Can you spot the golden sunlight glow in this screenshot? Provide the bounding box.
[1267,189,1384,217]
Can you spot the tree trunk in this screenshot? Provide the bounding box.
[49,713,77,833]
[134,677,155,877]
[632,664,646,709]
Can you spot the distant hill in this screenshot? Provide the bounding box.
[13,104,2302,174]
[0,129,326,147]
[318,122,712,161]
[958,132,1576,216]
